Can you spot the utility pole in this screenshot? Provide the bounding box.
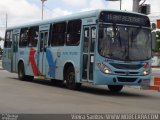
[41,0,47,20]
[6,13,7,29]
[132,0,141,12]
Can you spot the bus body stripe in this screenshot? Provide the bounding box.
[46,49,55,78]
[28,48,42,76]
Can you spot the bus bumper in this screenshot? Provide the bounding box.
[94,70,151,86]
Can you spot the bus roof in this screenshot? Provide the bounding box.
[7,9,149,30]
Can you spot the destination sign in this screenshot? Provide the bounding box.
[99,11,150,27]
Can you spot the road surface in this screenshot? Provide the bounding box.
[0,68,159,113]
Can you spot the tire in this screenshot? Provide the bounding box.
[108,85,123,92]
[18,62,33,81]
[18,62,26,80]
[65,66,81,90]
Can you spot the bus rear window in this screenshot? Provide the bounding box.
[4,31,12,48]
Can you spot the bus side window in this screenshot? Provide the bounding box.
[51,22,66,46]
[66,19,81,46]
[4,31,12,48]
[19,28,28,47]
[28,26,39,47]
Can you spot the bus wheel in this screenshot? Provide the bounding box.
[18,62,34,81]
[108,85,123,92]
[18,62,29,81]
[65,66,81,90]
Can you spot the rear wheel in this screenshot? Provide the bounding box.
[65,66,81,90]
[18,62,33,81]
[108,85,123,92]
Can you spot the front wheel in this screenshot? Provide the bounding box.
[65,66,81,90]
[108,85,123,92]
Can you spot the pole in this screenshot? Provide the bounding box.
[6,13,7,29]
[120,0,122,10]
[42,1,44,20]
[133,0,141,12]
[41,0,47,20]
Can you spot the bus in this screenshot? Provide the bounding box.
[2,9,152,92]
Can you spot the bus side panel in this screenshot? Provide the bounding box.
[2,48,12,72]
[62,46,81,82]
[19,48,34,77]
[49,46,81,82]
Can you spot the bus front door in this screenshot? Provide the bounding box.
[82,26,96,82]
[12,29,20,72]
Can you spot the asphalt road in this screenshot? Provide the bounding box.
[0,69,160,114]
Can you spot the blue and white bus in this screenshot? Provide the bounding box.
[2,9,152,92]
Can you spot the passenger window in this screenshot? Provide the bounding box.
[66,20,81,46]
[4,31,12,48]
[51,22,66,46]
[28,26,39,47]
[19,28,28,47]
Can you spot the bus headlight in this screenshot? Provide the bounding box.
[104,67,112,74]
[97,62,112,74]
[142,62,150,76]
[143,70,150,75]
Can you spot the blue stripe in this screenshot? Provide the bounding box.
[46,49,55,78]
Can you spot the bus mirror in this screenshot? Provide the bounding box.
[151,32,156,50]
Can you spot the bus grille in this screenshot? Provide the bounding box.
[117,77,137,82]
[115,71,139,75]
[110,63,142,70]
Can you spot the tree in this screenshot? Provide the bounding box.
[0,37,4,55]
[0,47,2,55]
[153,31,160,52]
[152,23,156,30]
[156,31,160,39]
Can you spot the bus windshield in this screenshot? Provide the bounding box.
[98,24,151,61]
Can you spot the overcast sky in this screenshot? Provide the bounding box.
[0,0,160,38]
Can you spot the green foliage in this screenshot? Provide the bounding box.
[153,31,160,52]
[156,31,160,39]
[152,23,156,30]
[0,47,2,55]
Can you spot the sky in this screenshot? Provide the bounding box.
[0,0,160,40]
